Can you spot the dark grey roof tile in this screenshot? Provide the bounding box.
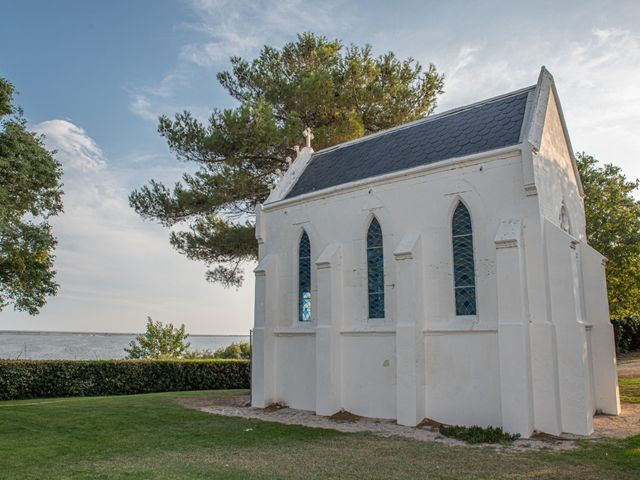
[285,86,533,199]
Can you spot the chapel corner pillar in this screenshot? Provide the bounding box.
[393,232,425,427]
[542,221,596,435]
[579,244,620,415]
[251,254,278,408]
[525,217,563,435]
[314,243,343,416]
[494,218,535,437]
[559,238,595,435]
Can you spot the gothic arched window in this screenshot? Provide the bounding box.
[367,218,385,318]
[452,202,477,316]
[559,204,571,234]
[298,231,312,322]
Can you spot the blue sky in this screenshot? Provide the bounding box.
[1,0,639,334]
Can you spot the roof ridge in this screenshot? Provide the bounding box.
[311,84,537,158]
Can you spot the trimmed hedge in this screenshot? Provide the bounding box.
[0,359,250,401]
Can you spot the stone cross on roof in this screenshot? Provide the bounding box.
[303,127,314,149]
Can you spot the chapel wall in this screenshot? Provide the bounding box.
[341,335,397,419]
[262,151,532,332]
[254,71,618,434]
[260,150,538,417]
[543,219,594,434]
[274,335,316,411]
[425,332,502,427]
[535,90,585,240]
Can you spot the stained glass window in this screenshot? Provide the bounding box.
[452,203,477,316]
[298,231,312,322]
[367,218,385,318]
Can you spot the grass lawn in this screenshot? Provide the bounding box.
[620,377,640,403]
[0,390,639,480]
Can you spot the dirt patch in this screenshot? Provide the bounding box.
[617,358,640,378]
[263,403,287,412]
[618,351,640,378]
[176,391,249,410]
[593,402,640,438]
[329,410,361,423]
[184,395,576,451]
[417,418,444,431]
[529,432,574,444]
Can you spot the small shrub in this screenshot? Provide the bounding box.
[125,317,191,359]
[438,424,520,444]
[185,342,251,359]
[184,349,216,359]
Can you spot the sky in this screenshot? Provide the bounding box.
[1,0,639,335]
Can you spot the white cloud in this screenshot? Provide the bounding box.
[139,71,188,98]
[180,0,352,67]
[431,27,640,180]
[127,69,192,122]
[181,31,261,68]
[128,0,353,123]
[34,120,106,172]
[127,68,209,123]
[2,119,254,335]
[129,94,159,122]
[446,46,480,80]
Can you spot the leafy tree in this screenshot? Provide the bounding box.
[577,152,640,322]
[130,32,444,287]
[212,341,251,360]
[0,78,63,314]
[125,317,191,359]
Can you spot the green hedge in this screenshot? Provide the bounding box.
[0,359,250,401]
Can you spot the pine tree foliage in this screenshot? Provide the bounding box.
[130,33,444,286]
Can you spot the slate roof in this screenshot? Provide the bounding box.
[285,86,535,199]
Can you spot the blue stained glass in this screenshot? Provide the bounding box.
[455,287,477,316]
[452,203,477,316]
[453,235,475,285]
[298,232,312,322]
[452,202,472,236]
[367,218,385,318]
[301,291,312,322]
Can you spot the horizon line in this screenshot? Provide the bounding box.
[0,329,250,337]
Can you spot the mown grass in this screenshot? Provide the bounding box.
[0,390,638,479]
[619,377,640,403]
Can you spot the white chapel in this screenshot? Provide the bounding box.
[251,67,620,437]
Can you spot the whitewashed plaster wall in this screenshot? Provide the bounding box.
[274,334,316,411]
[425,332,502,427]
[534,89,586,240]
[258,150,529,423]
[265,151,527,330]
[341,335,397,418]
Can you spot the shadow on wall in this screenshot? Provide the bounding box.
[534,152,584,240]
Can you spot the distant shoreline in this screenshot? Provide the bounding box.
[0,330,249,337]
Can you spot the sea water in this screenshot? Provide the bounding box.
[0,331,250,360]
